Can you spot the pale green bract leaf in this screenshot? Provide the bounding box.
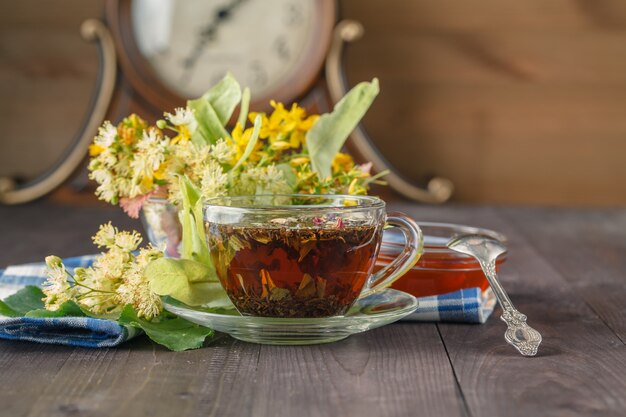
[232,114,262,171]
[187,73,242,144]
[275,163,298,189]
[188,98,231,145]
[178,176,199,261]
[178,176,211,266]
[146,258,229,307]
[201,72,242,125]
[306,78,380,179]
[237,87,251,128]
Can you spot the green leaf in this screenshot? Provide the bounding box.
[188,99,231,145]
[118,305,213,351]
[25,301,87,318]
[0,286,45,317]
[306,78,380,179]
[275,163,298,189]
[146,258,230,307]
[200,72,242,125]
[178,176,211,265]
[237,87,251,128]
[188,73,242,145]
[231,114,262,171]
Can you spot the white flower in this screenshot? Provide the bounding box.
[43,258,74,311]
[114,231,143,252]
[165,107,194,126]
[235,165,290,195]
[92,222,117,248]
[94,121,117,148]
[90,169,113,187]
[116,262,163,320]
[200,159,228,199]
[210,139,234,164]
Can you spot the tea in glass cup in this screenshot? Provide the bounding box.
[205,195,423,318]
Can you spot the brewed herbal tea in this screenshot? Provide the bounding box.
[208,217,382,318]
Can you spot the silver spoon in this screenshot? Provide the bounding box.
[447,234,542,356]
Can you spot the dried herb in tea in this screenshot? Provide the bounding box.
[207,221,381,318]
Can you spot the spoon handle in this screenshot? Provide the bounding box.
[479,260,542,357]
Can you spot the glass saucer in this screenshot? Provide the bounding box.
[163,289,418,345]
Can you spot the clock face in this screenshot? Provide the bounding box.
[131,0,321,99]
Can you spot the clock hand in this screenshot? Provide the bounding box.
[180,0,248,85]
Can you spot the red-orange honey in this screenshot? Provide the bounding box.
[378,222,507,298]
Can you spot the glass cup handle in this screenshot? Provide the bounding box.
[359,212,424,299]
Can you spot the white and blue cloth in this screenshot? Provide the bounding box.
[0,256,140,348]
[0,255,495,348]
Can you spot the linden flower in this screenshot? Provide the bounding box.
[116,267,163,320]
[95,121,118,148]
[42,256,76,311]
[210,139,235,164]
[114,230,143,252]
[92,222,117,248]
[200,159,228,200]
[165,107,194,126]
[43,224,165,319]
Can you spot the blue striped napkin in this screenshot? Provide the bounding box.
[402,287,496,324]
[0,255,495,349]
[0,255,141,348]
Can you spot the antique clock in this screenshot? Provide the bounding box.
[107,0,336,113]
[0,0,452,204]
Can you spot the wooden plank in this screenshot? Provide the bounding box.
[388,203,626,417]
[0,336,263,417]
[346,33,626,85]
[341,0,626,32]
[499,207,626,343]
[355,84,626,205]
[0,203,137,266]
[252,324,467,417]
[341,0,626,205]
[0,201,465,417]
[0,0,103,180]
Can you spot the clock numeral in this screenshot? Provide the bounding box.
[273,35,290,61]
[249,61,268,89]
[284,3,302,26]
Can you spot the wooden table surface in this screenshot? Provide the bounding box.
[1,200,625,417]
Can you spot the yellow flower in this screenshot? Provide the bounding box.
[230,123,262,165]
[171,125,191,145]
[117,114,148,146]
[250,101,319,151]
[290,157,310,167]
[270,141,292,151]
[140,175,153,190]
[89,144,106,156]
[153,162,168,180]
[332,152,355,174]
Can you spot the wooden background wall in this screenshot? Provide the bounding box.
[341,0,626,206]
[0,0,104,181]
[1,0,625,206]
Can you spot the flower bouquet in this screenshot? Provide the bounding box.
[4,74,385,350]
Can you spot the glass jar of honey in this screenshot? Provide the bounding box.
[379,222,507,298]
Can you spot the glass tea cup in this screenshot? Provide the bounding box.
[204,194,423,318]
